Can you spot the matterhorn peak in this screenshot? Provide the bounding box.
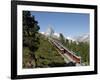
[45,25,54,37]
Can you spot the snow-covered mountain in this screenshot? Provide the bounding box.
[45,27,54,36]
[40,26,89,43]
[74,34,89,43]
[40,32,45,34]
[40,26,60,38]
[66,36,75,42]
[52,33,60,38]
[40,31,60,38]
[40,31,89,43]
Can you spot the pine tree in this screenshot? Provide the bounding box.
[23,11,40,52]
[59,33,65,45]
[23,11,40,67]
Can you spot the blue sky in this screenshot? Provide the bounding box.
[31,11,89,38]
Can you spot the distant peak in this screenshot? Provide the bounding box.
[45,26,54,36]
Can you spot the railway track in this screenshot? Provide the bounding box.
[49,38,81,65]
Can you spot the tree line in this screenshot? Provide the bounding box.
[59,33,89,65]
[23,11,40,68]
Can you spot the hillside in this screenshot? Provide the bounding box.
[23,33,66,68]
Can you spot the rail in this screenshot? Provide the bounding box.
[49,38,81,64]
